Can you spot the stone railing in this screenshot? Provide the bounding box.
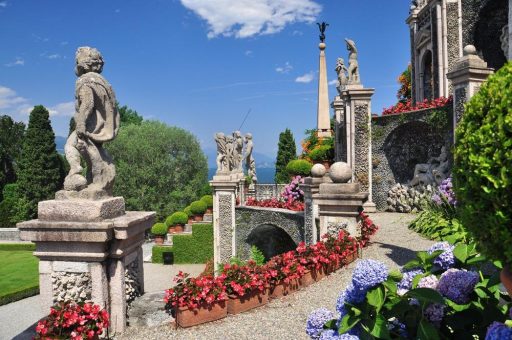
[251,184,287,200]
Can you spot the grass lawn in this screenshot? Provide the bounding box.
[0,246,39,306]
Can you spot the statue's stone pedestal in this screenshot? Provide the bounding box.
[17,197,155,334]
[303,176,330,244]
[313,182,368,237]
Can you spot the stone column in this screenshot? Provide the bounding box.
[342,86,376,212]
[317,41,332,138]
[446,45,493,142]
[302,166,329,244]
[332,95,346,162]
[17,197,155,334]
[314,162,368,238]
[210,174,239,268]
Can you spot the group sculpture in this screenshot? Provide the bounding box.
[335,38,361,95]
[409,146,450,187]
[215,131,257,182]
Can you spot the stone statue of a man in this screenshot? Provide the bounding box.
[62,47,120,198]
[335,57,348,95]
[244,133,257,182]
[345,38,361,85]
[215,132,228,173]
[233,131,244,172]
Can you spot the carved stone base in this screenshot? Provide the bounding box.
[38,197,125,222]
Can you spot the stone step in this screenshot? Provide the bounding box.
[127,291,173,328]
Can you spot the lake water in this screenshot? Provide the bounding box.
[208,168,275,184]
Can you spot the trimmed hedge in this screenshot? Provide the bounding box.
[152,223,213,264]
[286,159,312,177]
[0,243,35,251]
[165,212,188,226]
[308,145,333,162]
[151,222,168,235]
[453,61,512,265]
[200,195,213,208]
[190,200,207,215]
[0,286,39,306]
[183,206,192,217]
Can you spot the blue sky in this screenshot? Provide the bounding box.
[0,0,411,159]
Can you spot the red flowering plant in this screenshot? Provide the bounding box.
[245,197,304,211]
[264,250,306,284]
[219,260,268,297]
[296,240,332,271]
[322,230,359,266]
[164,271,227,310]
[382,96,452,115]
[358,211,379,247]
[34,301,109,340]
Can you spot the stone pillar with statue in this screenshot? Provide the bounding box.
[17,47,155,334]
[446,45,493,143]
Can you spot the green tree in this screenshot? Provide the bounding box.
[16,105,63,218]
[106,121,208,220]
[0,115,25,200]
[117,102,143,126]
[275,129,297,183]
[0,183,30,227]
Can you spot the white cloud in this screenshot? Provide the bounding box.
[328,79,337,86]
[295,72,314,83]
[275,61,293,74]
[4,57,24,67]
[47,54,61,59]
[180,0,322,38]
[60,41,68,45]
[48,101,74,117]
[245,50,253,56]
[0,1,7,7]
[0,86,29,110]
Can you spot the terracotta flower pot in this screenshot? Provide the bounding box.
[174,224,184,233]
[176,301,227,328]
[206,208,213,214]
[299,270,315,288]
[227,289,268,315]
[306,266,328,282]
[269,279,300,299]
[194,214,203,222]
[187,217,194,225]
[501,266,512,296]
[167,226,175,234]
[154,235,164,245]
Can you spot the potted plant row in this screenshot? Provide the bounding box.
[189,200,207,222]
[165,211,188,233]
[151,222,168,245]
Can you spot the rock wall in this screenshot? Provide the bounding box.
[371,107,453,211]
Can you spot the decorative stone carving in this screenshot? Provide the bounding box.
[62,47,120,199]
[215,132,229,174]
[409,146,449,186]
[233,131,244,172]
[500,25,509,59]
[386,183,435,213]
[345,39,361,85]
[214,131,245,175]
[218,194,234,263]
[335,57,348,96]
[311,163,326,178]
[52,272,92,303]
[125,260,142,305]
[244,133,257,182]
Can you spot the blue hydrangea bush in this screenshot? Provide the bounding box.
[306,244,511,339]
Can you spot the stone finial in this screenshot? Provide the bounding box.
[463,45,477,56]
[61,46,119,199]
[329,162,352,183]
[311,163,326,178]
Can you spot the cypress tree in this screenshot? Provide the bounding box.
[16,105,62,218]
[275,128,297,183]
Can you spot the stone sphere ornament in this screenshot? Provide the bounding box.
[329,162,352,183]
[311,163,327,178]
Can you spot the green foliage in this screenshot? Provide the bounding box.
[15,105,62,218]
[152,223,213,264]
[151,222,168,235]
[275,129,297,184]
[285,159,312,177]
[0,115,25,201]
[397,64,412,104]
[183,206,192,217]
[189,200,207,215]
[165,211,188,226]
[116,102,143,126]
[200,195,213,208]
[371,124,386,143]
[425,108,450,130]
[0,243,35,251]
[106,121,208,221]
[453,61,512,265]
[0,250,39,306]
[409,209,469,245]
[308,144,333,162]
[0,184,30,227]
[250,245,266,265]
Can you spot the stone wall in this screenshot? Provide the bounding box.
[234,206,304,260]
[0,227,21,241]
[371,107,453,210]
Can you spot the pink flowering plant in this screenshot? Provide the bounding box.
[35,301,109,340]
[281,175,305,202]
[382,96,452,115]
[220,261,269,297]
[245,196,304,211]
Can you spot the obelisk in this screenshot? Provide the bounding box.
[317,22,332,138]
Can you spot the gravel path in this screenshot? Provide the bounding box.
[116,213,435,340]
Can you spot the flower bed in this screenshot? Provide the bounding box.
[165,213,379,327]
[245,197,305,211]
[382,96,452,116]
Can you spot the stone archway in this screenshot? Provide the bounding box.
[246,224,297,261]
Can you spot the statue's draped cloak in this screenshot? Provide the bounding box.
[76,72,119,143]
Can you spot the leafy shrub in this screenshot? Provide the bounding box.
[183,206,192,217]
[189,200,207,215]
[453,61,512,265]
[308,144,333,162]
[165,212,188,226]
[409,210,468,245]
[150,222,168,236]
[250,245,266,266]
[200,195,213,208]
[286,159,312,177]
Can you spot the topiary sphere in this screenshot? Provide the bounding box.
[286,159,313,177]
[453,61,512,265]
[190,200,207,215]
[151,222,168,235]
[183,206,192,217]
[200,195,213,208]
[166,211,188,226]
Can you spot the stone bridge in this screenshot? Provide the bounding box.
[234,206,304,260]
